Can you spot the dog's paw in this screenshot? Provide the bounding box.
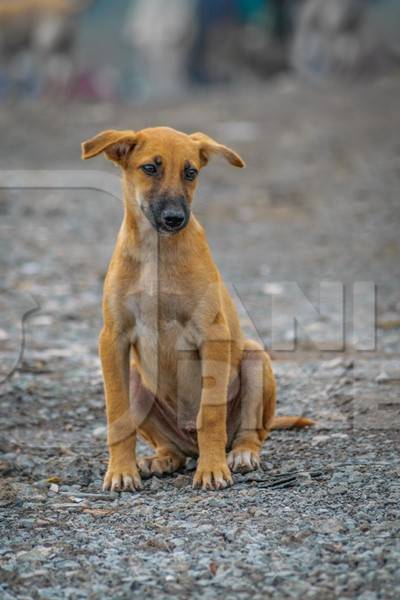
[138,454,184,478]
[227,448,260,473]
[193,461,233,490]
[103,464,143,492]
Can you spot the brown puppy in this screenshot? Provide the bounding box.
[82,126,311,491]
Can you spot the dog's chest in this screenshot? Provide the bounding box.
[126,281,196,395]
[125,269,194,350]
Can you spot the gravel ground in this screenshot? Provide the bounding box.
[0,76,399,599]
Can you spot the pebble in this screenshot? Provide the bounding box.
[311,435,331,446]
[376,372,389,383]
[92,426,107,440]
[172,475,188,489]
[322,357,343,369]
[327,485,348,495]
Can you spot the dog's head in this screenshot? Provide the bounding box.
[81,126,244,235]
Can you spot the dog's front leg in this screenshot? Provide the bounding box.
[194,337,233,490]
[99,327,142,492]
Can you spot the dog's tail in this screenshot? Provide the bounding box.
[271,416,314,430]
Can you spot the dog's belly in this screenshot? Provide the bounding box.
[132,317,202,413]
[130,363,242,457]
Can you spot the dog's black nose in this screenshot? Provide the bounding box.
[161,209,186,231]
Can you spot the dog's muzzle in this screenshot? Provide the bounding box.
[160,207,187,232]
[143,196,190,234]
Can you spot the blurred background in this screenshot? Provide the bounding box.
[0,0,399,101]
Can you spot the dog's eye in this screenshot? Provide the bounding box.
[184,167,198,181]
[141,164,157,175]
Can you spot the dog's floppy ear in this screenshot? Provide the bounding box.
[190,132,245,168]
[81,130,138,167]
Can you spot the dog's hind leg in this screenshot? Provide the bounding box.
[137,420,186,478]
[227,340,276,473]
[136,412,188,478]
[129,368,190,478]
[137,446,186,478]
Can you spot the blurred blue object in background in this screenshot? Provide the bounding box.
[237,0,268,22]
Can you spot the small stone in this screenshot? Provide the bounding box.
[92,425,107,440]
[328,485,347,495]
[319,518,345,533]
[19,519,35,528]
[33,480,49,490]
[376,372,389,383]
[311,434,330,446]
[253,509,263,517]
[246,488,258,496]
[17,546,54,561]
[174,561,189,573]
[150,477,163,490]
[297,472,313,485]
[322,357,343,369]
[263,462,274,470]
[172,475,188,489]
